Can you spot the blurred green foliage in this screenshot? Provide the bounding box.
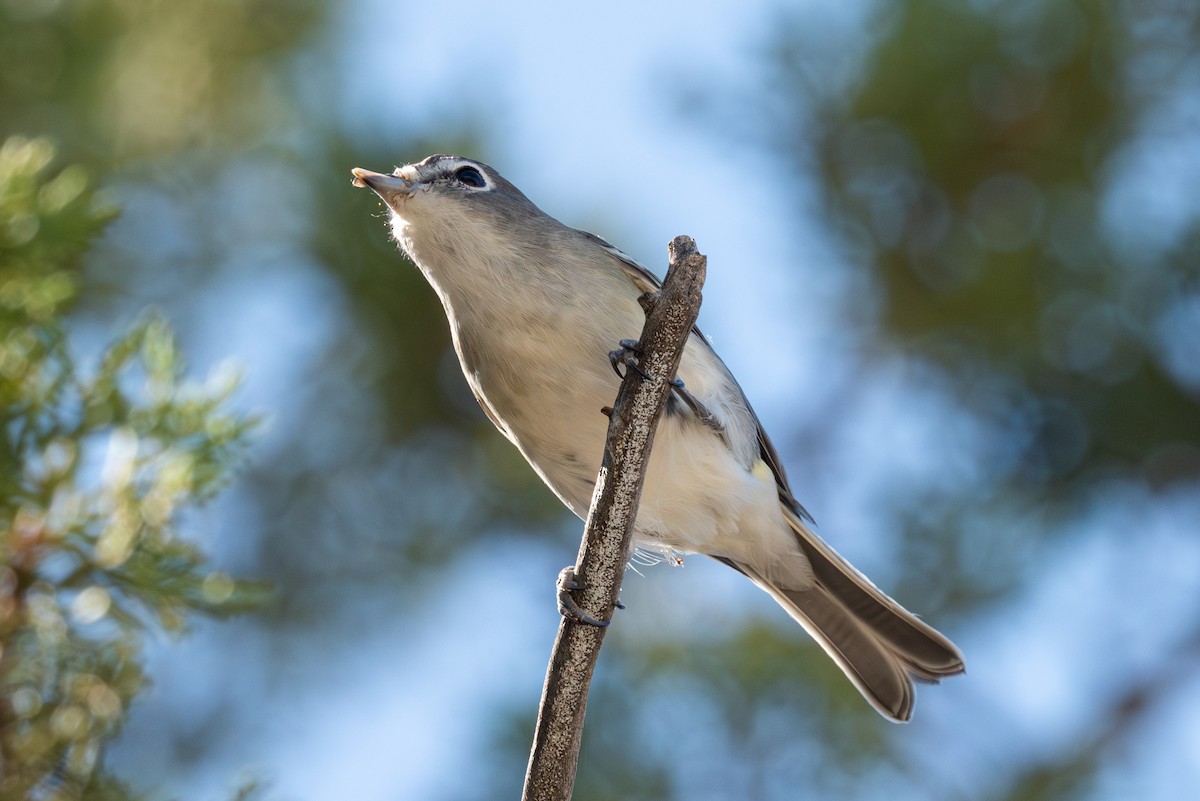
[0,137,263,799]
[776,0,1200,494]
[0,0,325,162]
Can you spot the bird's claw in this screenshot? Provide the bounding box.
[556,566,610,627]
[608,343,722,434]
[609,339,649,381]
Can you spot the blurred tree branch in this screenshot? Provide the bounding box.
[521,236,707,801]
[0,136,266,800]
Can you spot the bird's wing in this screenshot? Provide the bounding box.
[579,230,815,525]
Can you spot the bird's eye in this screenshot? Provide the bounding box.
[454,166,486,188]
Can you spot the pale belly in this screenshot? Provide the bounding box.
[433,254,809,581]
[463,320,791,567]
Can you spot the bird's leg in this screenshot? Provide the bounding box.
[609,339,649,381]
[609,340,724,434]
[556,566,610,627]
[670,377,724,434]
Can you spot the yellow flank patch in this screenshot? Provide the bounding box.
[751,459,774,483]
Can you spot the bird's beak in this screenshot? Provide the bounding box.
[351,167,419,205]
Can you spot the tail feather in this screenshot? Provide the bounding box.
[773,579,916,720]
[781,506,965,681]
[719,506,965,722]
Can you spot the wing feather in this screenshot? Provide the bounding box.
[577,230,815,524]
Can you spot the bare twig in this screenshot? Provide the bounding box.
[520,236,707,801]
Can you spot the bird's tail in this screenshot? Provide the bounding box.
[719,506,965,722]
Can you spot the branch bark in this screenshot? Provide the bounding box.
[520,236,707,801]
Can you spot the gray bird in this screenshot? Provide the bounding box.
[351,154,964,721]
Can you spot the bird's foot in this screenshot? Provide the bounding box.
[608,339,648,381]
[608,341,722,435]
[556,566,611,627]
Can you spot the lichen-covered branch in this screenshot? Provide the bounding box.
[521,236,707,801]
